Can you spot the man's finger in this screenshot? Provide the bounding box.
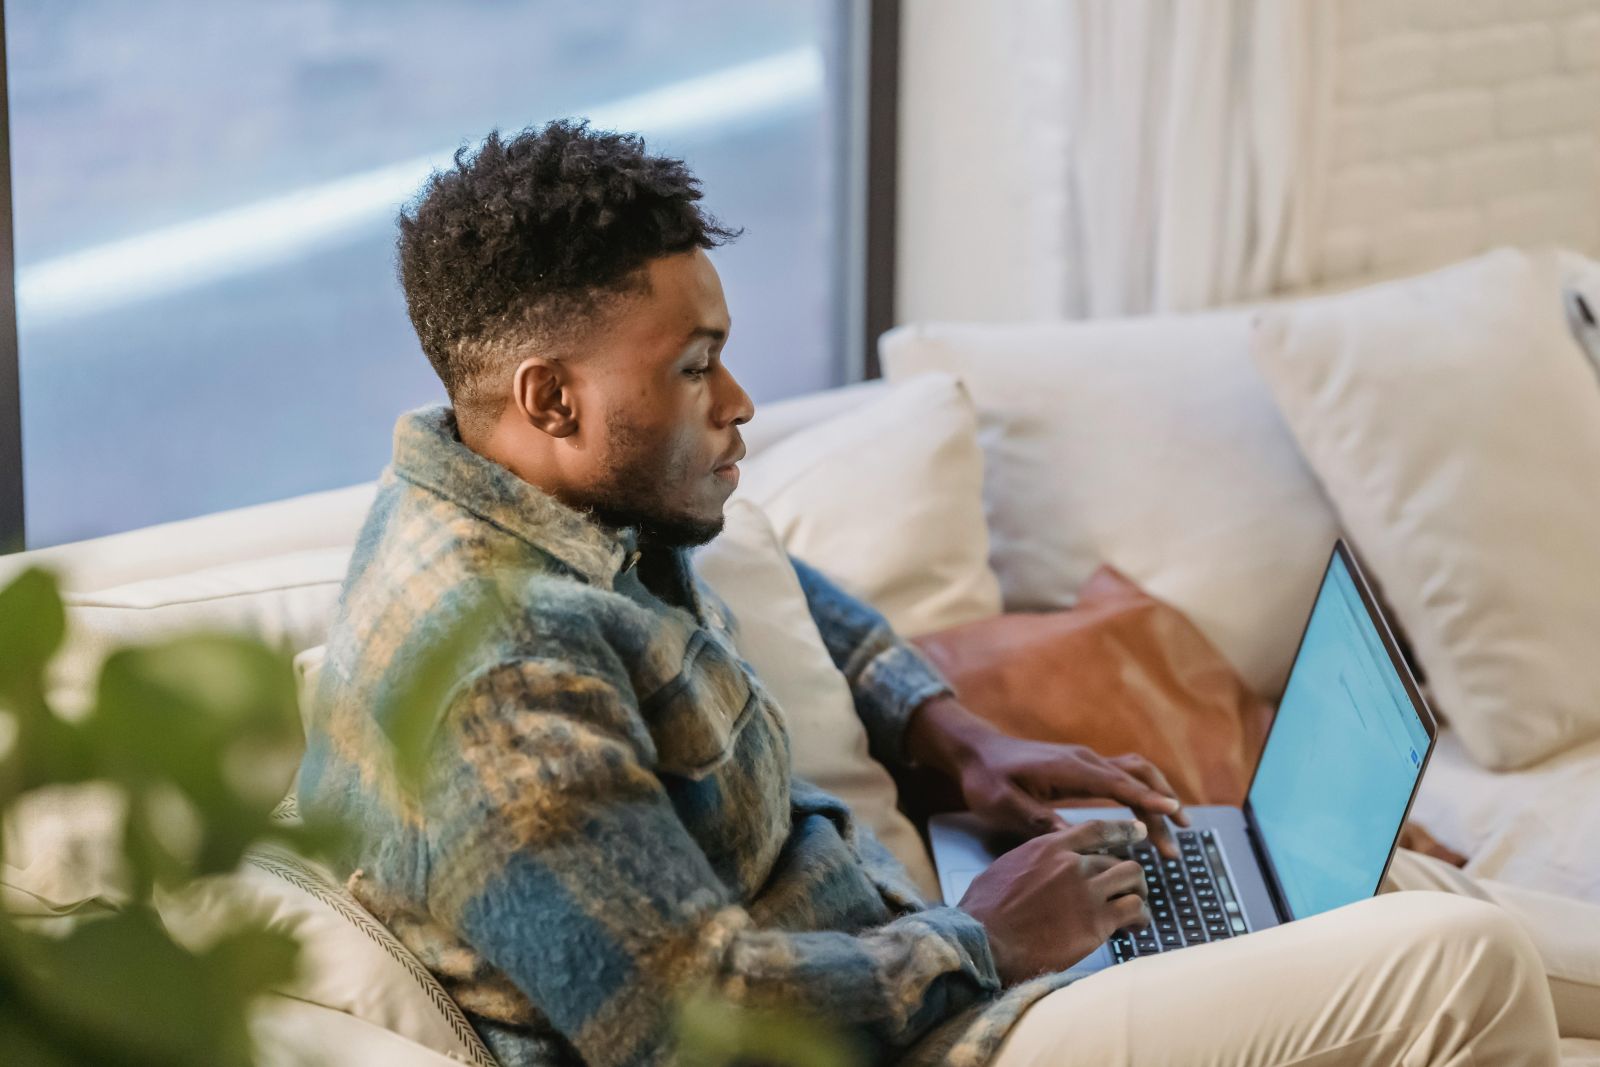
[1089,857,1148,901]
[1092,764,1185,824]
[1134,807,1179,860]
[1111,754,1191,828]
[1073,852,1122,876]
[1059,818,1147,853]
[1109,892,1152,934]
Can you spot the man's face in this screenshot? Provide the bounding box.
[559,248,754,548]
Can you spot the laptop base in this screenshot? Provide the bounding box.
[927,805,1285,976]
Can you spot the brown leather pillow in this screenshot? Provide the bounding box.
[910,565,1274,807]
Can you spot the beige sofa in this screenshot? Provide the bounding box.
[5,248,1599,1064]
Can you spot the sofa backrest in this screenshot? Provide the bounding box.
[0,481,378,594]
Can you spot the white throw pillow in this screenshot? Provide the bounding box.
[46,546,352,716]
[734,371,1001,638]
[693,499,940,901]
[881,316,1340,700]
[1250,247,1600,771]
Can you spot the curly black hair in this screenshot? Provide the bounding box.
[396,119,740,436]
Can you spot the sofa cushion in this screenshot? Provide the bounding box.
[735,371,1002,638]
[47,546,352,715]
[250,995,491,1067]
[1251,248,1600,771]
[2,783,131,919]
[161,830,497,1066]
[1411,727,1600,906]
[693,499,939,899]
[881,314,1339,700]
[1,791,495,1065]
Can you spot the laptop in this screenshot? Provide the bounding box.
[927,539,1439,976]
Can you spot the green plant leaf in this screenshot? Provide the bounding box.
[204,925,301,1001]
[264,815,350,867]
[89,634,306,882]
[0,568,92,806]
[0,1002,79,1067]
[10,907,295,1067]
[0,698,94,803]
[0,567,329,1066]
[0,567,66,689]
[381,585,506,793]
[674,991,866,1067]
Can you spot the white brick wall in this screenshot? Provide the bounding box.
[1317,0,1600,286]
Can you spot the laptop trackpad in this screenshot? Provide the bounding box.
[931,805,1140,905]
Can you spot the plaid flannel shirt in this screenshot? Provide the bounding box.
[297,406,1077,1067]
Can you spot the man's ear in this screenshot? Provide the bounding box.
[511,356,578,438]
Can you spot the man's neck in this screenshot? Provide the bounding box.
[632,540,694,611]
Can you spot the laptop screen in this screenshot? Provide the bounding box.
[1246,548,1432,920]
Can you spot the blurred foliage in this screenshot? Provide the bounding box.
[674,991,865,1067]
[378,581,510,795]
[0,566,340,1067]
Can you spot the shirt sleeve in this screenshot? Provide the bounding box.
[788,554,957,771]
[423,656,995,1067]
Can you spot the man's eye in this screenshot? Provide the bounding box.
[685,366,709,377]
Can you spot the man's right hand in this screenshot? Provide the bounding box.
[957,819,1152,986]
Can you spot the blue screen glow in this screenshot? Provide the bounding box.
[1247,551,1431,919]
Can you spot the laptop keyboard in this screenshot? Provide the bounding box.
[1107,829,1249,962]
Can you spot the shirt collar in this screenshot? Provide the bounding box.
[389,405,643,590]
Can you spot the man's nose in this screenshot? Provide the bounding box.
[719,369,755,427]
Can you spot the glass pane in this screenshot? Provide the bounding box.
[7,1,845,549]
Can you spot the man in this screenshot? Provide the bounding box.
[299,120,1592,1066]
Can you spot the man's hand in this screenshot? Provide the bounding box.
[959,819,1151,985]
[905,694,1191,858]
[1397,820,1469,868]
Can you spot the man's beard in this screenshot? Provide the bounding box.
[585,495,724,549]
[576,420,725,550]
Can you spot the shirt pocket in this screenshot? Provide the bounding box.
[642,628,761,779]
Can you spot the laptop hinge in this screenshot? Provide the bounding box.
[1242,803,1294,923]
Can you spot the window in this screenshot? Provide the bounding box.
[2,1,883,550]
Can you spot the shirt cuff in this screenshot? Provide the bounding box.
[851,639,957,771]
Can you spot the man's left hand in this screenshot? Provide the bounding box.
[906,694,1191,859]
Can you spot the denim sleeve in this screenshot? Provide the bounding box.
[788,555,956,770]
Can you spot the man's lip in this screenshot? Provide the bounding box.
[714,463,740,486]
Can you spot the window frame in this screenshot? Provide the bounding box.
[0,10,21,554]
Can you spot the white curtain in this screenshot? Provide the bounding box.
[1012,0,1337,319]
